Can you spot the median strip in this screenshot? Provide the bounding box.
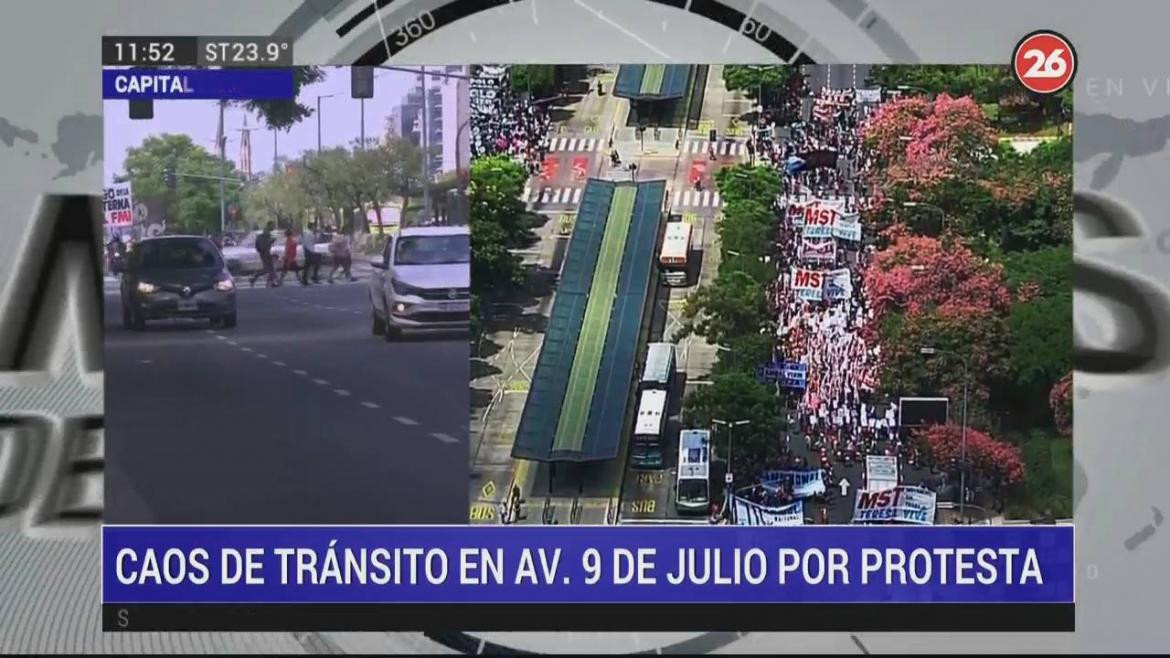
[552,184,637,453]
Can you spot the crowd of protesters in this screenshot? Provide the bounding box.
[725,82,941,524]
[470,66,553,175]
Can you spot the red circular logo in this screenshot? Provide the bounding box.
[1012,30,1077,94]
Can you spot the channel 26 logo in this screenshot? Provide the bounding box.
[1012,30,1077,94]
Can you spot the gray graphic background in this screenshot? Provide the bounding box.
[0,0,1163,653]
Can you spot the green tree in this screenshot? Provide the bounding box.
[997,245,1073,427]
[866,65,1014,105]
[509,65,558,96]
[298,148,352,226]
[240,166,312,230]
[117,133,241,235]
[714,164,782,205]
[680,269,773,350]
[683,370,783,459]
[235,66,327,132]
[379,135,425,223]
[469,156,530,331]
[722,65,792,107]
[469,155,529,247]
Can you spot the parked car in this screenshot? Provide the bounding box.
[368,225,470,340]
[221,230,332,275]
[116,235,237,329]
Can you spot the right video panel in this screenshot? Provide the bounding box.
[469,64,1072,529]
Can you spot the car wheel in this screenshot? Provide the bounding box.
[221,312,237,329]
[372,308,386,335]
[384,324,402,342]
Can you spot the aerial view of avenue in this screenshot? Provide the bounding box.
[469,64,1073,527]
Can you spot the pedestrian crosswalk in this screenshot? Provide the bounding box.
[521,183,583,206]
[685,139,749,156]
[547,137,605,152]
[671,188,723,208]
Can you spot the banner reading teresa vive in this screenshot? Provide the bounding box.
[103,526,1073,604]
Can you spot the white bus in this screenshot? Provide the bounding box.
[640,342,676,391]
[630,388,668,470]
[675,429,711,514]
[659,220,692,286]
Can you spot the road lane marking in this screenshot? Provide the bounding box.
[226,340,238,346]
[312,378,329,385]
[432,432,459,444]
[273,361,286,367]
[215,335,226,340]
[240,347,253,352]
[394,416,418,426]
[293,369,307,376]
[256,353,268,359]
[334,389,350,396]
[137,359,152,364]
[362,401,380,409]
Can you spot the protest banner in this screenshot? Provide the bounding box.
[825,268,853,301]
[799,237,837,262]
[761,470,827,498]
[780,361,807,389]
[855,88,882,104]
[832,212,862,241]
[732,497,804,526]
[865,455,899,492]
[852,485,937,525]
[791,267,825,301]
[103,181,135,227]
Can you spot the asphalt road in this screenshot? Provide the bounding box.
[103,278,469,525]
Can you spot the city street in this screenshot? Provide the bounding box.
[104,277,468,525]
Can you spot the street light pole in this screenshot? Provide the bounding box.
[217,100,226,235]
[317,95,322,154]
[420,65,432,226]
[713,419,750,510]
[920,346,971,523]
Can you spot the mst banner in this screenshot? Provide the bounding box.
[791,267,825,301]
[102,525,1073,604]
[853,486,938,525]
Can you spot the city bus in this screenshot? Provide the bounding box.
[640,342,676,391]
[630,388,668,470]
[659,220,692,287]
[675,429,711,514]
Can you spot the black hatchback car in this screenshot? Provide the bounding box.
[117,236,238,330]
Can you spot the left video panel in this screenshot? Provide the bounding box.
[102,65,470,524]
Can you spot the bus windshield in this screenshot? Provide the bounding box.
[677,479,708,505]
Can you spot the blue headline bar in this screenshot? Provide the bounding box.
[102,68,295,100]
[102,525,1074,604]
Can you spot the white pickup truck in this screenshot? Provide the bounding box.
[368,225,470,340]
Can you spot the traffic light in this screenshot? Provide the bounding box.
[129,99,154,120]
[163,165,176,189]
[351,66,374,99]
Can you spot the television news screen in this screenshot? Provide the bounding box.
[4,1,1169,653]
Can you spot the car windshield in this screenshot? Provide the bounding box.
[135,239,222,270]
[395,234,470,266]
[678,479,708,504]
